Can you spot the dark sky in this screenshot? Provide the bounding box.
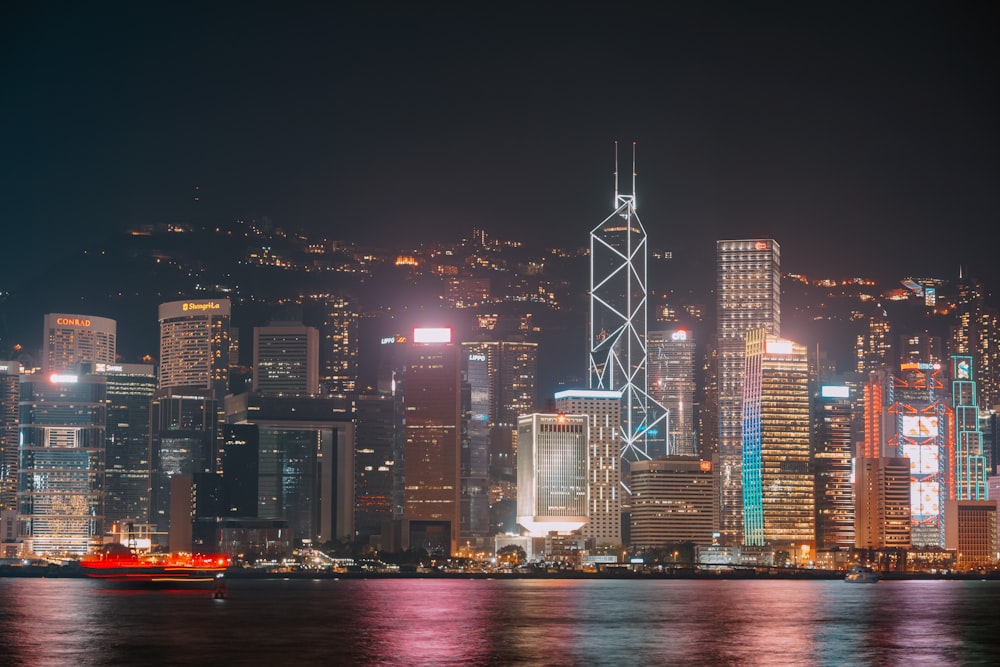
[3,1,999,289]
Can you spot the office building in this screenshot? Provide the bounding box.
[648,327,696,457]
[554,389,622,546]
[252,323,320,396]
[403,327,462,556]
[741,334,814,555]
[18,372,106,556]
[516,413,589,536]
[157,298,231,396]
[42,313,116,374]
[0,362,20,514]
[461,339,539,539]
[588,145,667,463]
[715,239,781,545]
[944,499,997,569]
[951,355,988,500]
[855,457,911,551]
[101,363,157,532]
[319,295,359,395]
[355,393,404,547]
[814,381,861,550]
[629,456,717,548]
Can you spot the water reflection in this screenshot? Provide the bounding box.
[1,577,999,665]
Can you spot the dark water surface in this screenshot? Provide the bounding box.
[2,577,999,666]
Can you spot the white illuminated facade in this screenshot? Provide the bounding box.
[648,328,696,457]
[516,413,589,536]
[18,373,107,556]
[555,389,622,545]
[589,142,667,463]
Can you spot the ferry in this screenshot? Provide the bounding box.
[80,547,231,589]
[844,565,880,583]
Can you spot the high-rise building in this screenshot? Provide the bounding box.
[152,298,232,548]
[516,413,589,537]
[629,456,717,548]
[715,239,781,545]
[0,362,20,514]
[949,271,1000,411]
[100,363,157,532]
[403,327,462,556]
[951,355,988,501]
[554,389,622,546]
[157,298,231,397]
[855,305,892,375]
[855,456,911,552]
[741,334,814,555]
[252,323,320,396]
[319,295,359,395]
[875,362,951,547]
[588,143,667,463]
[42,313,116,374]
[648,327,696,457]
[355,393,403,547]
[18,372,107,555]
[461,339,539,539]
[814,381,861,550]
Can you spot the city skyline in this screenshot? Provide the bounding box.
[3,2,999,293]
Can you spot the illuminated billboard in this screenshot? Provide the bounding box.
[821,385,850,398]
[901,415,938,439]
[911,479,940,519]
[413,327,451,344]
[902,443,939,475]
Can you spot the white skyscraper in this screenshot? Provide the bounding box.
[715,239,780,545]
[516,413,589,537]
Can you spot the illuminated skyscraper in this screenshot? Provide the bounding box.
[814,381,861,550]
[101,363,157,532]
[158,298,231,396]
[42,313,116,374]
[516,413,589,537]
[741,334,814,555]
[949,271,1000,410]
[319,295,359,395]
[951,355,987,500]
[461,339,539,538]
[589,142,667,463]
[152,298,232,548]
[554,389,622,546]
[716,239,780,545]
[855,304,892,375]
[252,323,320,396]
[19,372,106,556]
[871,361,951,547]
[0,362,21,514]
[648,327,697,457]
[403,327,462,556]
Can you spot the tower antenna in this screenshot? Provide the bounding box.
[613,140,619,209]
[632,140,637,208]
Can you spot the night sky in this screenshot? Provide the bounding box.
[3,1,999,289]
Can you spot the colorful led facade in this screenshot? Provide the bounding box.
[589,144,667,463]
[741,334,813,551]
[885,362,953,547]
[951,355,987,500]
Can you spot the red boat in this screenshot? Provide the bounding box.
[80,546,231,590]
